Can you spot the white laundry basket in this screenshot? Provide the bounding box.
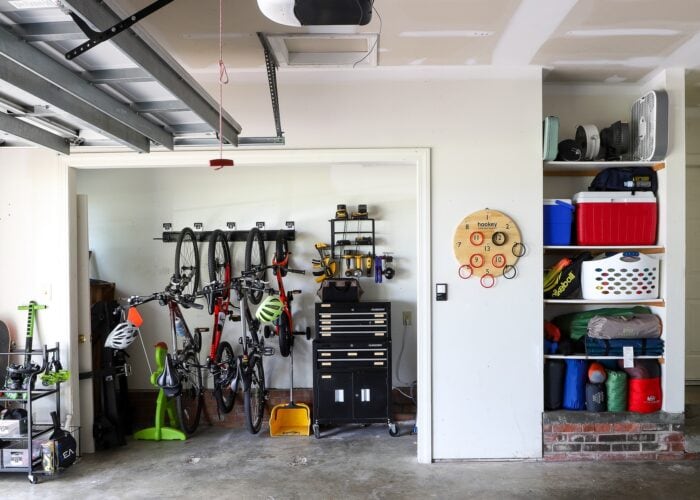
[581,252,660,300]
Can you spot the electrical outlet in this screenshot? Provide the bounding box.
[402,311,412,326]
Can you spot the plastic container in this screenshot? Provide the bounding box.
[581,252,659,300]
[543,199,574,245]
[573,191,657,245]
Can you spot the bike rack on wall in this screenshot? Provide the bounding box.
[156,221,295,243]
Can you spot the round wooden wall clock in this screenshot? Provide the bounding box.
[453,208,525,287]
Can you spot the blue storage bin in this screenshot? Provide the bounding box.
[544,199,574,245]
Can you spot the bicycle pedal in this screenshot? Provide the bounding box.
[263,347,275,356]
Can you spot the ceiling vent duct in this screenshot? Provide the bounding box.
[258,0,373,27]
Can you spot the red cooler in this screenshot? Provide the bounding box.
[573,191,657,245]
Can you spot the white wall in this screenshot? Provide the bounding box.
[76,162,418,390]
[7,66,545,460]
[0,148,78,425]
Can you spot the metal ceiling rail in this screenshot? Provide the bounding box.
[82,68,154,84]
[0,56,150,152]
[0,26,171,151]
[132,100,188,113]
[64,0,242,146]
[0,113,70,155]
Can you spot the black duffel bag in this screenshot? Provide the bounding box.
[317,278,363,303]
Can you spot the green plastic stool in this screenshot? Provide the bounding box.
[134,342,186,441]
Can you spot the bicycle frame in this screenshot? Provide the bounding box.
[208,270,232,363]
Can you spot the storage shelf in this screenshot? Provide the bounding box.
[544,299,665,306]
[544,355,664,360]
[543,161,665,176]
[0,388,58,403]
[544,245,665,254]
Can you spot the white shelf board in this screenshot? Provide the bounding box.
[544,245,664,253]
[544,355,663,360]
[544,299,664,306]
[543,160,665,176]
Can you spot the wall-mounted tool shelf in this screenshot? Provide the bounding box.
[156,228,295,243]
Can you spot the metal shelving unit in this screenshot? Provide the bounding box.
[0,343,62,484]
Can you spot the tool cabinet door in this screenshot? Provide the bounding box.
[352,370,389,419]
[315,372,353,419]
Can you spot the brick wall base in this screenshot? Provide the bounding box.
[128,386,416,430]
[544,411,686,461]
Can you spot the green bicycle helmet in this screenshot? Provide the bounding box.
[255,295,284,324]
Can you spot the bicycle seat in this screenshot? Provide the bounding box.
[157,353,182,398]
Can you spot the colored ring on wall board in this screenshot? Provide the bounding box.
[458,264,473,279]
[469,231,484,245]
[492,253,506,268]
[503,265,517,279]
[512,242,526,257]
[469,253,484,268]
[480,273,495,288]
[492,231,507,246]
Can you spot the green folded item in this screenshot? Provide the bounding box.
[552,306,652,341]
[606,370,628,412]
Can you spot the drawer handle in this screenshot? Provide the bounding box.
[321,362,332,366]
[321,333,331,337]
[320,314,331,318]
[321,327,331,331]
[320,353,331,357]
[374,320,386,324]
[321,375,332,379]
[373,314,385,318]
[321,321,331,325]
[374,352,383,356]
[374,361,385,366]
[374,333,385,336]
[347,352,358,357]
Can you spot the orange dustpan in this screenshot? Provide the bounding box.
[269,348,310,436]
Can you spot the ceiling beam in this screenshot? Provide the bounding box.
[0,26,173,149]
[13,21,85,42]
[0,112,70,154]
[63,0,241,145]
[0,57,150,152]
[132,100,188,113]
[82,68,154,84]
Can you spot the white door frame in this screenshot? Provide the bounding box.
[60,147,434,462]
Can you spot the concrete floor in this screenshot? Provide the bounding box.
[2,423,700,499]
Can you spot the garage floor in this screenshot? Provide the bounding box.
[2,423,700,498]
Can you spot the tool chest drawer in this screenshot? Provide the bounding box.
[315,302,391,341]
[314,343,389,369]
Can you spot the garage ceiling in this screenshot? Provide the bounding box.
[2,0,700,151]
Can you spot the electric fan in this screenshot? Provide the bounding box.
[600,121,630,161]
[631,90,668,161]
[575,124,600,160]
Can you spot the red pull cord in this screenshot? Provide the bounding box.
[211,0,231,170]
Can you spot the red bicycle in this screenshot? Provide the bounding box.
[202,229,239,414]
[266,230,311,357]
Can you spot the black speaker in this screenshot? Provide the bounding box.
[556,139,582,161]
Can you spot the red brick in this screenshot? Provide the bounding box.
[582,423,596,432]
[551,423,582,433]
[598,452,657,461]
[640,423,670,431]
[594,423,613,432]
[543,424,552,432]
[670,443,686,452]
[657,452,685,461]
[612,422,641,432]
[659,432,684,443]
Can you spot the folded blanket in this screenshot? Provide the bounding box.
[585,337,664,356]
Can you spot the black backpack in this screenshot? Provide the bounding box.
[544,252,592,300]
[588,167,657,194]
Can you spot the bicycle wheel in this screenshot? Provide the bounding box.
[244,227,267,305]
[243,357,266,434]
[213,341,236,414]
[175,227,200,295]
[274,230,289,277]
[176,350,203,435]
[278,311,292,358]
[208,229,231,290]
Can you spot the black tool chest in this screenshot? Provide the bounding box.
[312,301,398,437]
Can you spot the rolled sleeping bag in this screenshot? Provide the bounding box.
[621,359,661,379]
[544,359,566,410]
[605,370,628,412]
[628,377,662,413]
[585,382,606,412]
[587,314,662,339]
[562,359,587,410]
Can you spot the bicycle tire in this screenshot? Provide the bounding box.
[213,341,236,414]
[208,229,231,292]
[243,357,266,434]
[244,227,267,305]
[274,230,289,277]
[174,227,200,295]
[278,311,292,358]
[176,350,203,435]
